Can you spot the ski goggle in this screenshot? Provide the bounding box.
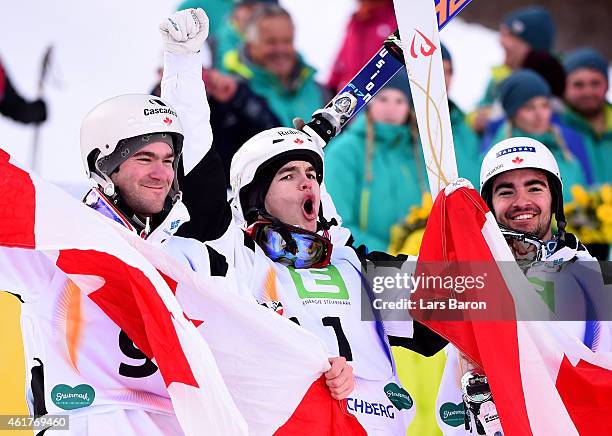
[499,226,546,266]
[461,372,492,404]
[247,220,332,269]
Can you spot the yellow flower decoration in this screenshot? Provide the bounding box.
[399,228,426,256]
[600,184,612,205]
[596,204,612,224]
[570,185,590,207]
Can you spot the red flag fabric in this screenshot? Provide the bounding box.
[0,150,366,435]
[415,187,612,435]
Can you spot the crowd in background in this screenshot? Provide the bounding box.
[2,0,609,258]
[1,1,609,435]
[151,0,610,260]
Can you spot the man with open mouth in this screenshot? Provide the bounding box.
[160,7,448,435]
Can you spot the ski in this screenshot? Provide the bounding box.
[302,0,474,145]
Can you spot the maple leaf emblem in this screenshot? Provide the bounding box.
[163,117,172,125]
[512,156,524,164]
[294,138,304,144]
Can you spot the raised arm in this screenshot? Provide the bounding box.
[159,9,231,242]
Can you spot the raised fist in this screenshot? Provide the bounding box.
[159,8,209,54]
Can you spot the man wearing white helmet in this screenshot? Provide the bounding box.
[80,94,188,242]
[436,136,610,435]
[0,93,199,436]
[0,12,234,434]
[159,8,447,434]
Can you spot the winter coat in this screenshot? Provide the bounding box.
[483,121,590,200]
[561,103,612,185]
[223,48,329,128]
[324,114,428,252]
[449,100,481,187]
[326,1,397,93]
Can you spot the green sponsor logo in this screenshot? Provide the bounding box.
[51,384,95,410]
[384,383,413,410]
[439,402,465,427]
[289,265,349,300]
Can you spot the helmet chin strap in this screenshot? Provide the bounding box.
[246,204,339,233]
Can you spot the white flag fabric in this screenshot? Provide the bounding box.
[0,149,360,435]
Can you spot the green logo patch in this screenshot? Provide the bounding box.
[384,383,413,410]
[289,265,349,300]
[439,402,465,427]
[51,384,95,410]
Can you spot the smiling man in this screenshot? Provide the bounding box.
[80,94,190,241]
[435,137,611,435]
[222,3,329,128]
[480,136,571,264]
[489,168,553,241]
[561,47,612,185]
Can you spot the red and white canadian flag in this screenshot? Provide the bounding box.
[415,186,612,435]
[0,150,364,435]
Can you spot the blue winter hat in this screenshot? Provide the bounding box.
[500,69,551,118]
[563,47,609,79]
[502,6,555,52]
[382,67,412,103]
[441,43,452,63]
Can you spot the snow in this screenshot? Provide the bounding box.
[0,0,585,194]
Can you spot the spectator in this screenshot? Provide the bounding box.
[223,4,330,128]
[327,0,397,93]
[216,0,279,71]
[562,47,612,185]
[325,68,427,252]
[470,6,556,134]
[441,44,481,187]
[0,59,47,124]
[483,69,592,199]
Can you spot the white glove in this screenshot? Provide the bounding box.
[444,177,474,196]
[159,8,209,54]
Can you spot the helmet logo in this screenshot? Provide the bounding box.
[163,117,173,125]
[294,138,304,144]
[149,98,167,107]
[512,156,524,164]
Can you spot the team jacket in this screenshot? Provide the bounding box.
[162,51,447,435]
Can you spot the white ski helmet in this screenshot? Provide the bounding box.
[230,127,324,226]
[80,94,184,199]
[480,136,566,231]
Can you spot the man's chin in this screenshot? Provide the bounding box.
[504,221,539,235]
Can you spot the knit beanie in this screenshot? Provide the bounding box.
[502,6,555,52]
[382,67,412,103]
[563,47,609,79]
[500,69,551,118]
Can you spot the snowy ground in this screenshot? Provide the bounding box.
[0,1,525,195]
